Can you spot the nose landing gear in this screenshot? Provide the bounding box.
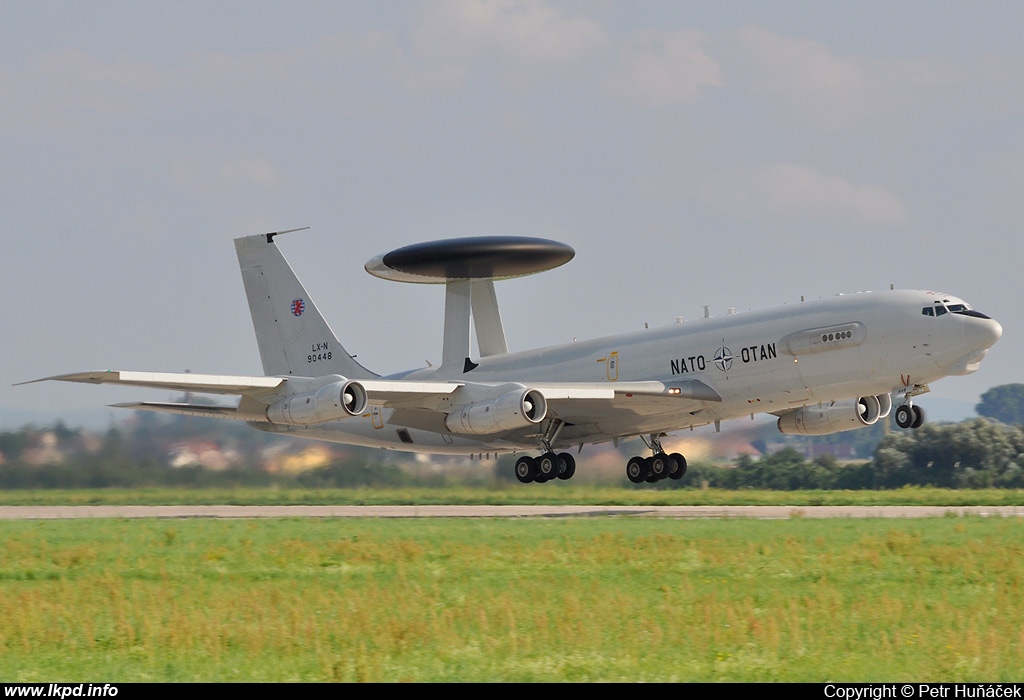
[893,386,928,430]
[894,402,925,429]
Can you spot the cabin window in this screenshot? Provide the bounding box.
[922,307,934,316]
[934,305,947,316]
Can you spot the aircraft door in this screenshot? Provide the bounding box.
[604,351,620,381]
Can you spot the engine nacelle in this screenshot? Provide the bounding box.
[445,388,547,435]
[266,379,368,426]
[777,393,892,436]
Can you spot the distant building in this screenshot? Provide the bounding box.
[807,443,857,460]
[261,444,337,474]
[21,432,66,465]
[167,441,241,471]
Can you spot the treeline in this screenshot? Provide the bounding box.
[0,418,415,489]
[681,418,1024,490]
[5,417,1024,490]
[0,444,413,490]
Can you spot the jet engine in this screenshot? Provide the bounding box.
[777,394,892,436]
[445,388,547,435]
[266,379,368,426]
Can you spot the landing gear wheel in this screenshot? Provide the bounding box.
[537,452,560,480]
[556,453,576,480]
[911,405,925,429]
[895,404,914,429]
[648,453,671,481]
[644,458,660,482]
[626,456,649,484]
[667,452,687,480]
[514,456,538,483]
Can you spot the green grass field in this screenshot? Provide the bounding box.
[2,515,1022,682]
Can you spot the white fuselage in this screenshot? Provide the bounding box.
[259,289,997,454]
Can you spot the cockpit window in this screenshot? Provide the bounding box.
[921,301,992,320]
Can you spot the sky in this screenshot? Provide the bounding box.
[3,0,1023,430]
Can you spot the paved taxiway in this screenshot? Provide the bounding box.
[1,505,1023,519]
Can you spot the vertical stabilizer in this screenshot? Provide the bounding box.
[234,231,378,379]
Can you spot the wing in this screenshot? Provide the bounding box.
[23,371,721,444]
[380,378,722,442]
[20,370,462,421]
[19,370,286,394]
[18,370,291,420]
[514,379,721,443]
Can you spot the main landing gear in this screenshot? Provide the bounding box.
[514,452,576,483]
[514,432,690,485]
[514,420,578,484]
[625,434,687,484]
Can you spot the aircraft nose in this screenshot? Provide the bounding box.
[966,317,1003,352]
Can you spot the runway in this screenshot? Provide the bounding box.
[1,505,1023,519]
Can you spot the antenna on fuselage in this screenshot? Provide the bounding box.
[364,237,575,376]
